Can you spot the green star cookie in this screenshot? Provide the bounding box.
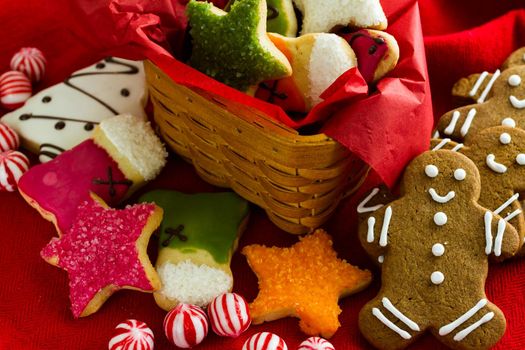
[138,190,250,310]
[187,0,292,91]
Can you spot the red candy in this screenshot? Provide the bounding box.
[208,292,251,337]
[163,303,209,348]
[242,332,288,350]
[0,71,32,110]
[108,319,154,350]
[298,337,336,350]
[10,47,46,83]
[0,150,29,192]
[0,123,19,152]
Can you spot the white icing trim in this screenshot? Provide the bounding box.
[439,299,488,336]
[451,143,464,152]
[378,255,384,263]
[510,95,525,109]
[469,71,488,97]
[358,188,384,213]
[477,69,500,103]
[432,130,440,139]
[484,211,493,255]
[460,109,477,137]
[432,138,451,151]
[486,154,507,174]
[494,218,506,257]
[429,188,455,203]
[444,111,460,135]
[382,298,420,331]
[493,193,519,215]
[379,206,392,247]
[367,217,376,243]
[453,312,495,342]
[504,208,522,222]
[372,308,411,340]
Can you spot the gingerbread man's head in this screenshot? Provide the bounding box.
[401,150,481,205]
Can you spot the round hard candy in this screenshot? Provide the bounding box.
[10,47,46,83]
[164,303,208,348]
[0,150,30,192]
[0,123,19,152]
[108,319,154,350]
[298,337,336,350]
[242,332,288,350]
[208,292,251,337]
[0,71,32,110]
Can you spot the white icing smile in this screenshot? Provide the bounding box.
[486,154,507,173]
[429,188,455,203]
[509,95,525,109]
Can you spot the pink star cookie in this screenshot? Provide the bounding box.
[40,193,163,318]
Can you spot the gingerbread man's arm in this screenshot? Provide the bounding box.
[452,71,498,103]
[435,105,485,142]
[482,210,521,261]
[430,138,465,152]
[358,202,397,260]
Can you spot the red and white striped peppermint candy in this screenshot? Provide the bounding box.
[10,47,47,83]
[164,303,208,348]
[0,123,19,152]
[108,319,154,350]
[208,292,251,337]
[242,332,288,350]
[0,71,32,110]
[298,337,335,350]
[0,150,29,192]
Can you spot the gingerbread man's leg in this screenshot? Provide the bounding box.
[359,296,423,350]
[434,299,506,350]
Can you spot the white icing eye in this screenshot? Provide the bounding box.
[508,74,522,87]
[425,165,439,178]
[502,117,516,127]
[454,168,466,181]
[516,154,525,165]
[499,133,511,145]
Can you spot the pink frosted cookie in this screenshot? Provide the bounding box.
[18,114,167,236]
[40,193,163,317]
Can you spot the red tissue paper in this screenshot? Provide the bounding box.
[1,0,525,350]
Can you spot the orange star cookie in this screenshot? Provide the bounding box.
[242,229,372,338]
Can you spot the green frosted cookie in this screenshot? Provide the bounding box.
[138,190,250,310]
[227,0,298,37]
[187,0,292,91]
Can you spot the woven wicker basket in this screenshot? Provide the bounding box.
[145,60,369,234]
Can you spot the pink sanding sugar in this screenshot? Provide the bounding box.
[41,196,157,318]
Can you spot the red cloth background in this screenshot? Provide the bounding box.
[1,0,525,349]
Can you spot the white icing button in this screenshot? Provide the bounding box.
[499,132,511,145]
[516,154,525,165]
[432,243,445,257]
[434,212,447,226]
[378,255,384,263]
[425,165,439,178]
[508,74,521,87]
[501,117,516,128]
[431,271,445,285]
[454,168,466,181]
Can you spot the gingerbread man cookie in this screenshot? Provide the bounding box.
[452,47,525,103]
[1,57,147,162]
[436,50,525,141]
[358,150,520,350]
[431,126,525,255]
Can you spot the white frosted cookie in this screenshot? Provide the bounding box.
[293,0,387,34]
[1,57,147,162]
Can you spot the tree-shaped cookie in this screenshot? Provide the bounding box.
[359,150,520,350]
[1,57,147,162]
[138,190,250,311]
[436,50,525,142]
[431,126,525,255]
[187,0,292,91]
